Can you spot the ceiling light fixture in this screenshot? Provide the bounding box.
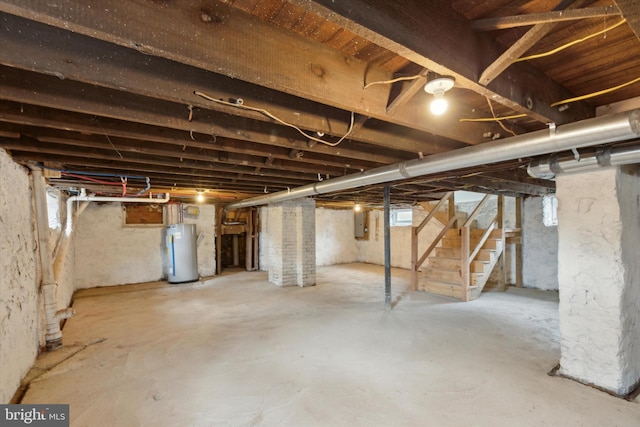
[196,190,205,203]
[354,203,362,212]
[424,77,455,116]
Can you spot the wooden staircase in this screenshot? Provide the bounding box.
[411,192,506,302]
[419,228,504,301]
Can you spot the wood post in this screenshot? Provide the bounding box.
[384,185,392,308]
[216,206,223,275]
[411,226,418,291]
[516,197,524,287]
[461,225,470,302]
[245,208,253,271]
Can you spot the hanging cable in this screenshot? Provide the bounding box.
[194,91,355,147]
[363,74,423,90]
[514,19,627,63]
[486,97,517,136]
[459,113,527,122]
[551,76,640,107]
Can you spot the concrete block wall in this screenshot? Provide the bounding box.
[557,166,640,395]
[75,203,217,288]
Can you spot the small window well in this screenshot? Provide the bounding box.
[542,195,558,227]
[391,208,413,227]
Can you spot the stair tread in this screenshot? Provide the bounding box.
[422,279,463,287]
[424,266,459,272]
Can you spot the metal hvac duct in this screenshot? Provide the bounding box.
[527,143,640,179]
[226,109,640,210]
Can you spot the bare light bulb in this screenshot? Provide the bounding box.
[430,95,448,115]
[354,204,362,212]
[196,193,205,203]
[424,77,454,116]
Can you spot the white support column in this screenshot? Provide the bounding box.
[267,198,316,287]
[296,199,316,287]
[556,165,640,396]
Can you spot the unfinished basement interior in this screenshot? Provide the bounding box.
[2,0,640,425]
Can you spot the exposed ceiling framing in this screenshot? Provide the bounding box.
[0,0,639,205]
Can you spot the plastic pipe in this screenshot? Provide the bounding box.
[65,190,170,236]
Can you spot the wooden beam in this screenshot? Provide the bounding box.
[0,101,388,170]
[0,13,465,155]
[0,67,405,166]
[17,125,345,176]
[0,130,19,138]
[2,139,315,185]
[0,1,499,145]
[472,6,621,31]
[7,151,310,190]
[615,1,640,42]
[291,0,595,124]
[386,69,429,116]
[1,121,360,175]
[479,0,592,86]
[479,23,559,86]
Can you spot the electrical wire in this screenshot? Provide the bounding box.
[194,91,355,147]
[486,97,518,136]
[363,75,423,90]
[551,76,640,107]
[459,113,527,122]
[514,19,627,63]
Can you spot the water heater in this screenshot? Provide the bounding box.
[166,223,199,283]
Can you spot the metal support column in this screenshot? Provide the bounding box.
[384,184,391,309]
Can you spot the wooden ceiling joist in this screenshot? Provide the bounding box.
[289,0,595,124]
[472,6,621,31]
[0,2,501,146]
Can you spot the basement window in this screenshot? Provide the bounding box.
[542,195,558,227]
[390,208,413,227]
[46,191,61,230]
[124,203,165,226]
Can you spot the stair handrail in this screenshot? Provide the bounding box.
[468,216,498,263]
[417,213,464,267]
[411,191,453,290]
[462,194,494,228]
[460,194,495,301]
[416,192,453,233]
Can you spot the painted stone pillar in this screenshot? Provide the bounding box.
[267,198,316,287]
[556,165,640,395]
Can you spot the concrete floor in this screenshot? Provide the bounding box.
[22,263,640,426]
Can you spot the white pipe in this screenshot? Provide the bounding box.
[66,190,170,235]
[528,144,640,179]
[29,165,66,350]
[226,109,640,210]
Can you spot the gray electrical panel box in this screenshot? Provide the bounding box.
[354,211,366,238]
